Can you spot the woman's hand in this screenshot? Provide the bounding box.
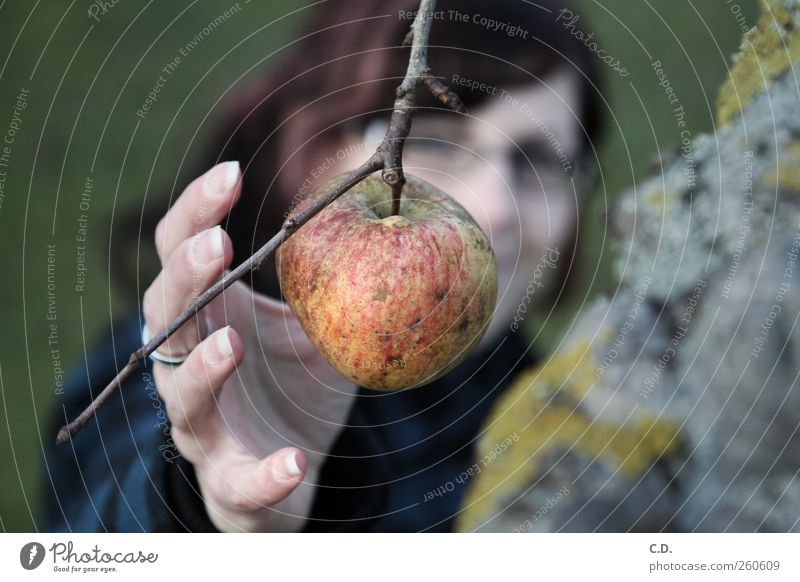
[142,161,359,532]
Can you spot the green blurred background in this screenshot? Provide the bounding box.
[0,0,758,531]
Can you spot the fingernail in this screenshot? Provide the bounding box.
[191,226,224,267]
[209,225,224,259]
[221,160,239,192]
[284,451,304,477]
[216,326,233,359]
[206,326,233,365]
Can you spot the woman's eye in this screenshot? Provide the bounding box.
[511,140,556,183]
[512,140,543,165]
[511,145,538,183]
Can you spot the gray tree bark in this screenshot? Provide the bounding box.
[458,0,800,533]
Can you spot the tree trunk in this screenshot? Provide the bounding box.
[458,0,800,533]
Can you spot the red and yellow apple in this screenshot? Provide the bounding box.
[276,173,497,391]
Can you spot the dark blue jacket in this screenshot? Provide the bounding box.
[40,312,535,532]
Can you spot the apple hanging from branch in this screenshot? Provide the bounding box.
[277,174,498,390]
[56,0,490,443]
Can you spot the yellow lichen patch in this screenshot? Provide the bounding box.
[531,340,597,400]
[758,141,800,192]
[644,189,681,211]
[646,189,664,209]
[717,0,800,127]
[455,340,682,532]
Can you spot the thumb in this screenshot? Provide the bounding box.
[203,447,309,532]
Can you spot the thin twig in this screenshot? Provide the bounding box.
[424,77,467,114]
[56,0,464,445]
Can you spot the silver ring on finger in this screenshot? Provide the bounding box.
[141,322,189,367]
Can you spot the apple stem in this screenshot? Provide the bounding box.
[55,0,466,445]
[390,180,404,216]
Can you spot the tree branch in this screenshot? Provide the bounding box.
[56,0,465,445]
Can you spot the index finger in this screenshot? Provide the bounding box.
[155,161,241,264]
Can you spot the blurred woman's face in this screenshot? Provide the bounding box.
[332,67,584,348]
